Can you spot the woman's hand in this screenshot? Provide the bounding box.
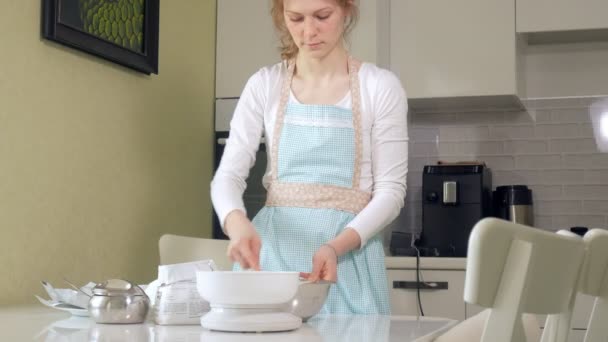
[301,229,362,282]
[302,244,339,283]
[224,210,261,270]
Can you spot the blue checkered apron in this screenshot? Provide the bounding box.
[236,57,390,315]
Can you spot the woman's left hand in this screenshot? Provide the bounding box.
[301,244,338,283]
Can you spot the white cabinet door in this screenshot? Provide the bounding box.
[348,0,387,66]
[387,269,466,320]
[216,0,280,98]
[389,0,518,100]
[517,0,608,33]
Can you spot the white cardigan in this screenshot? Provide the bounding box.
[211,61,409,247]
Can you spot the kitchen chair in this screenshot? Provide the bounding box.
[435,218,586,342]
[158,234,232,270]
[579,229,608,342]
[543,228,608,342]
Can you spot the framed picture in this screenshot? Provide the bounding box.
[42,0,159,75]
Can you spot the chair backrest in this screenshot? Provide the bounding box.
[539,229,586,342]
[158,234,232,270]
[580,229,608,342]
[464,218,586,342]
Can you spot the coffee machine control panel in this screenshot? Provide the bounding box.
[424,181,459,204]
[442,181,458,204]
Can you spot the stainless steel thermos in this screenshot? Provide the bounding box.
[493,185,534,226]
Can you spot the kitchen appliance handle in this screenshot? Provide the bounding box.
[217,137,265,146]
[393,281,449,290]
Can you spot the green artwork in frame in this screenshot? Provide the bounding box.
[59,0,145,53]
[43,0,159,74]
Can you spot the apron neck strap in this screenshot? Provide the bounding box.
[272,55,364,188]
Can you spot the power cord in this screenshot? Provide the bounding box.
[412,235,425,317]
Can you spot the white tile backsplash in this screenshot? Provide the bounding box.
[553,215,606,229]
[515,154,563,169]
[489,125,535,139]
[564,185,608,199]
[579,123,595,136]
[439,126,490,141]
[535,123,582,138]
[504,140,549,154]
[585,170,608,183]
[551,108,591,123]
[538,170,586,184]
[535,200,583,214]
[528,185,564,200]
[409,127,439,142]
[386,97,608,244]
[563,153,608,169]
[492,170,542,185]
[549,138,598,153]
[438,141,505,155]
[582,200,608,214]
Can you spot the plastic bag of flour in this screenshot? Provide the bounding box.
[151,259,216,325]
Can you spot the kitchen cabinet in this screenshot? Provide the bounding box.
[215,0,279,99]
[389,0,523,112]
[387,268,466,320]
[516,1,608,98]
[517,0,608,34]
[216,0,384,99]
[386,257,467,321]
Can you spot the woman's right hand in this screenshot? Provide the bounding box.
[224,210,261,270]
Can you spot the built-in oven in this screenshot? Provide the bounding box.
[213,98,267,239]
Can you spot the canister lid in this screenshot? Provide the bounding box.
[92,279,146,297]
[494,185,533,205]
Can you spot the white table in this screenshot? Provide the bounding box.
[0,306,457,342]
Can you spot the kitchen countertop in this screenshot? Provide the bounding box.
[0,306,457,342]
[385,256,467,270]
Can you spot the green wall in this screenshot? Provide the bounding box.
[0,0,216,305]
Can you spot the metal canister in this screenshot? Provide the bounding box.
[88,279,150,324]
[493,185,534,226]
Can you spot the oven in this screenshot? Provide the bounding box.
[213,98,267,239]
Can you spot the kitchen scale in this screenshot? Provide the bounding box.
[197,271,306,332]
[200,304,302,332]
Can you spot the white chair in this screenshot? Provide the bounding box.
[435,218,586,342]
[580,229,608,342]
[543,228,608,342]
[158,234,232,270]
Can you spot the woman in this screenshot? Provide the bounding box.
[211,0,408,314]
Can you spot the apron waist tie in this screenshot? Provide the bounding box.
[265,182,371,214]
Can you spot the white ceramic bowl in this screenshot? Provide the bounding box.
[196,271,300,307]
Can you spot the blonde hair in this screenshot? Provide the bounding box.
[270,0,359,60]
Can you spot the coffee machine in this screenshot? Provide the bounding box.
[417,164,492,257]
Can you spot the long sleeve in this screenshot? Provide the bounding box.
[210,71,267,231]
[347,70,409,247]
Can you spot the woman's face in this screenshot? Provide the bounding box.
[283,0,349,59]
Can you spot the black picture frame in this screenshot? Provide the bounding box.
[42,0,159,75]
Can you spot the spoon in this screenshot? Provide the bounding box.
[62,277,91,298]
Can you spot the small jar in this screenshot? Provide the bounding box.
[88,279,150,324]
